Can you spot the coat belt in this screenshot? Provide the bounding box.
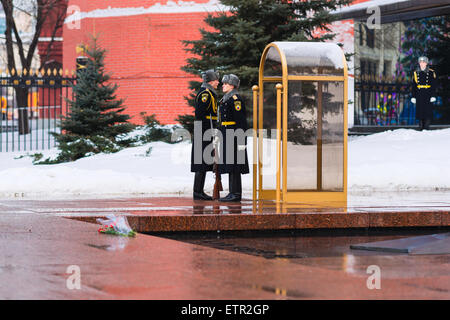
[221,121,236,126]
[417,85,431,89]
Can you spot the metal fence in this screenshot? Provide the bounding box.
[354,75,416,126]
[0,68,76,152]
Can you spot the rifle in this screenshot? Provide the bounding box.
[211,118,223,200]
[213,149,223,200]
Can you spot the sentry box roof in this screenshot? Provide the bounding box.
[262,42,346,77]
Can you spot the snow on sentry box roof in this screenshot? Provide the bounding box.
[268,42,345,75]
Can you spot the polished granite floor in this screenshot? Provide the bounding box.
[1,192,448,232]
[0,210,448,299]
[0,193,449,299]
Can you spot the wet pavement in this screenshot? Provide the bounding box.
[0,193,449,299]
[1,192,449,233]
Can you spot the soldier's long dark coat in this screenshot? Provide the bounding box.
[412,68,438,120]
[190,86,218,172]
[218,93,249,174]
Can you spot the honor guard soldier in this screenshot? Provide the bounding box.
[411,56,438,130]
[191,69,219,200]
[218,74,249,202]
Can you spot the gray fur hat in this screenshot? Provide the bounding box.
[202,69,219,83]
[418,56,429,63]
[222,74,240,88]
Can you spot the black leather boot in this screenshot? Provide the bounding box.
[193,172,213,200]
[219,172,241,202]
[419,120,424,131]
[419,119,431,131]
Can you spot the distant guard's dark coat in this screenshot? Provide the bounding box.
[412,68,438,120]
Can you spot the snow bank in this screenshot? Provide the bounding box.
[349,128,450,191]
[1,129,449,198]
[0,141,194,198]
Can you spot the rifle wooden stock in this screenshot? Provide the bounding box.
[213,158,222,200]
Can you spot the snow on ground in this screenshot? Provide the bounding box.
[0,128,449,199]
[0,141,194,198]
[349,129,450,191]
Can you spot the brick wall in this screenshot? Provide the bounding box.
[38,0,68,66]
[63,0,217,125]
[63,0,372,125]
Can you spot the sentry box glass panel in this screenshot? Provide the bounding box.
[253,42,348,205]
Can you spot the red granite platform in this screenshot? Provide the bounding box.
[1,208,449,299]
[0,195,449,299]
[2,195,449,233]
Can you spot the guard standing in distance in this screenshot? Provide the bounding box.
[411,56,438,130]
[191,69,219,200]
[218,74,249,202]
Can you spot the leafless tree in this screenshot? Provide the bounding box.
[1,0,67,134]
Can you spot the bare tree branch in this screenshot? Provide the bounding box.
[1,0,64,69]
[1,0,17,70]
[0,0,66,134]
[41,0,66,67]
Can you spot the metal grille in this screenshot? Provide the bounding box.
[0,68,76,152]
[354,75,415,126]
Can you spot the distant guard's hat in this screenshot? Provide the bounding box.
[418,56,429,63]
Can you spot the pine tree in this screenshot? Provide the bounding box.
[50,36,134,163]
[400,17,443,74]
[179,0,353,131]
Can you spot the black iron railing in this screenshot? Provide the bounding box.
[0,68,76,152]
[354,76,416,126]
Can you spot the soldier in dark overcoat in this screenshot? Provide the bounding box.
[191,69,219,200]
[411,56,438,130]
[217,74,249,202]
